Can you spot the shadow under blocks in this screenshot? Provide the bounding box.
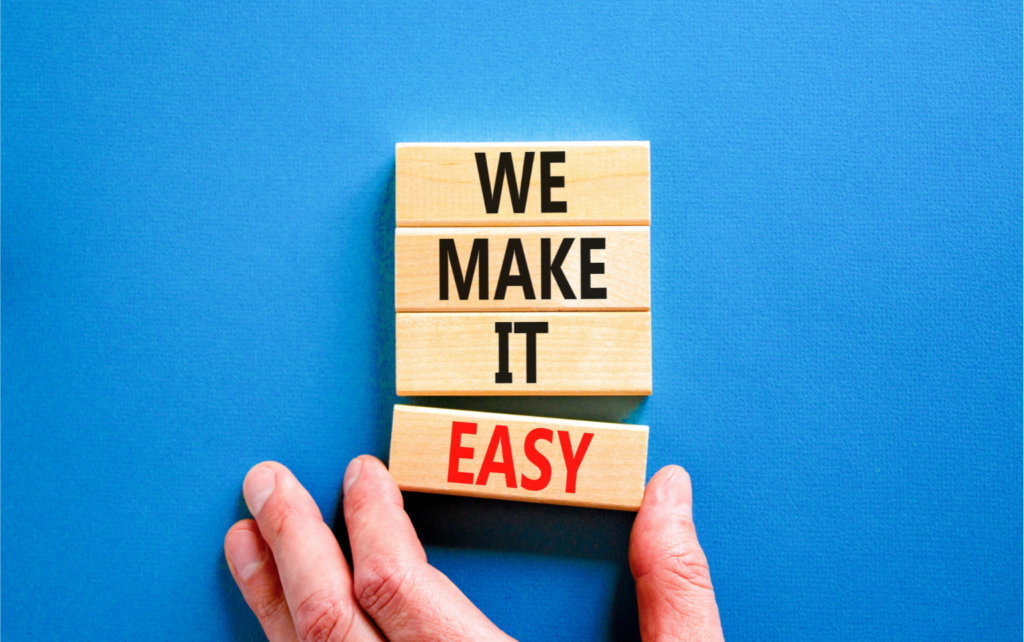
[332,491,641,639]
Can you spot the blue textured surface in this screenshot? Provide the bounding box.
[2,2,1020,640]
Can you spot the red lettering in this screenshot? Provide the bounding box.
[447,421,477,484]
[476,424,517,488]
[521,428,553,491]
[557,431,593,494]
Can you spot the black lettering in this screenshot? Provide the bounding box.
[495,322,513,384]
[540,151,567,213]
[440,238,489,300]
[541,238,576,300]
[514,322,548,384]
[494,239,535,300]
[580,238,607,299]
[475,152,535,214]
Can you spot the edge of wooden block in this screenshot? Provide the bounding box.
[391,403,650,433]
[394,218,650,227]
[391,483,643,511]
[395,225,652,235]
[396,141,650,148]
[396,388,652,397]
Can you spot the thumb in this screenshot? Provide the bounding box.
[629,465,724,642]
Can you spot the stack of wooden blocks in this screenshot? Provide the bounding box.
[389,142,652,510]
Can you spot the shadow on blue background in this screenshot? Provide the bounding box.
[2,1,1021,640]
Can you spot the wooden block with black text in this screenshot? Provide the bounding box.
[395,226,650,312]
[396,142,650,227]
[389,405,648,510]
[395,312,652,396]
[394,140,652,396]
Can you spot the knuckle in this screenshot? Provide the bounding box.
[292,589,354,642]
[246,583,288,624]
[343,485,378,520]
[633,517,716,595]
[256,497,304,548]
[354,552,415,620]
[658,538,715,593]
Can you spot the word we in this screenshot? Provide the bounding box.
[447,421,594,493]
[475,151,566,213]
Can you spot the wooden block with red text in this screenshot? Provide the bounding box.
[388,405,648,510]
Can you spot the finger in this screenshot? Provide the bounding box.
[224,520,298,642]
[243,461,384,642]
[629,465,725,642]
[342,455,514,642]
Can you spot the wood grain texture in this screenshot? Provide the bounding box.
[389,405,648,510]
[395,226,650,312]
[396,142,650,227]
[395,312,652,396]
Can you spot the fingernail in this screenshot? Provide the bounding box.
[244,466,276,516]
[226,530,264,581]
[343,457,363,494]
[662,468,693,519]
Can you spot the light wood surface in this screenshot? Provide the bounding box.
[389,405,648,510]
[396,142,650,227]
[395,312,652,396]
[395,226,650,312]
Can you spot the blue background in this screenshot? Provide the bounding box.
[3,2,1020,640]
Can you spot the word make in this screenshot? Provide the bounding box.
[389,405,648,510]
[395,227,650,311]
[439,236,607,301]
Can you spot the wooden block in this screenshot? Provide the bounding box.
[396,142,650,227]
[395,312,652,396]
[395,226,650,312]
[389,404,648,510]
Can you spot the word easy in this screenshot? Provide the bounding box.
[447,421,593,492]
[388,405,649,510]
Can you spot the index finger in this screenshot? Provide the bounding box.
[243,461,384,642]
[342,455,514,642]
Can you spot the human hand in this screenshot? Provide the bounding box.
[225,456,724,642]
